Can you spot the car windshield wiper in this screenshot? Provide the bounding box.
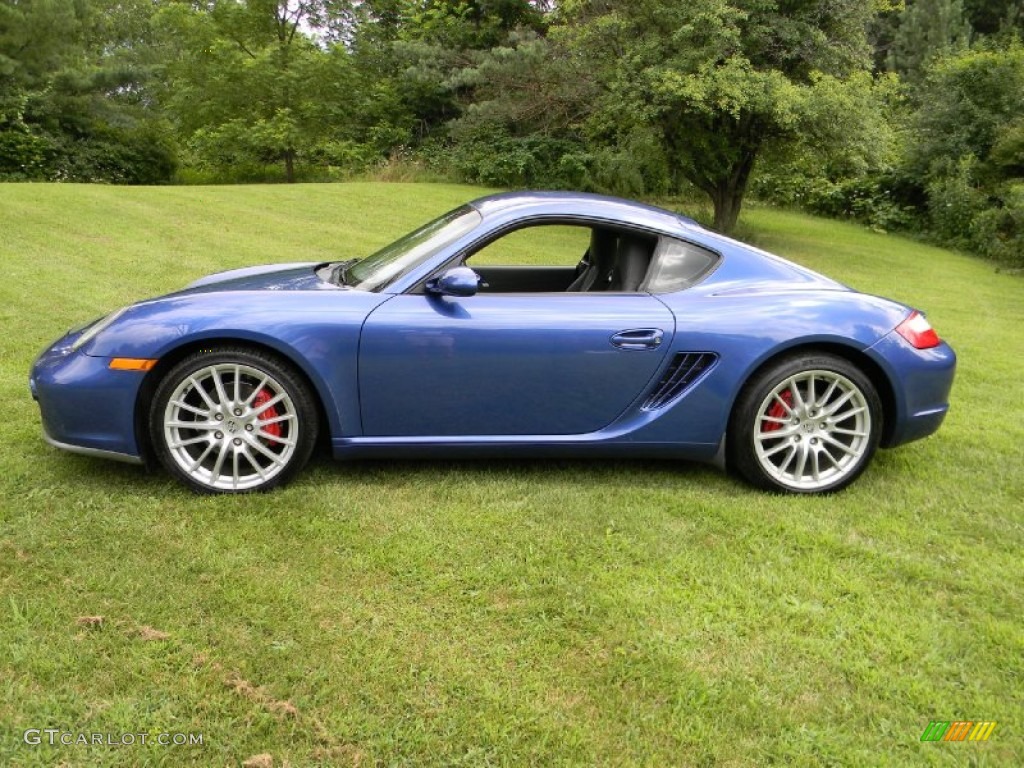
[330,259,359,286]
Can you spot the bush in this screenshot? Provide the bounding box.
[0,130,56,180]
[968,184,1024,267]
[588,130,672,198]
[0,122,176,184]
[753,168,918,233]
[908,45,1024,265]
[446,123,589,188]
[925,156,987,247]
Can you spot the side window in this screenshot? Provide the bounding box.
[466,224,591,267]
[460,223,659,294]
[642,237,718,293]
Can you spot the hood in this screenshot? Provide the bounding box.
[177,262,338,294]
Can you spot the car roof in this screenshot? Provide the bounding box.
[469,191,703,235]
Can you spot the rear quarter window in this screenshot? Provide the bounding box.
[642,237,719,293]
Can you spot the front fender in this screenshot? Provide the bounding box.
[83,291,394,440]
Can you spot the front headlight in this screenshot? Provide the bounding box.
[70,307,129,352]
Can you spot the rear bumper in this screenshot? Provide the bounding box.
[30,338,145,461]
[867,332,956,448]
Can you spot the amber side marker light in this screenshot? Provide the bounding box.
[109,358,158,371]
[895,311,941,349]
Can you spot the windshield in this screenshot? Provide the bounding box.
[347,206,482,291]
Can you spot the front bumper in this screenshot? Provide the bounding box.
[40,426,143,464]
[30,337,146,462]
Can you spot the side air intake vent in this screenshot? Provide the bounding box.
[642,353,718,410]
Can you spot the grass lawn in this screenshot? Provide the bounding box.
[0,182,1021,766]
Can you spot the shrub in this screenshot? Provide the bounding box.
[0,129,55,180]
[969,183,1024,267]
[925,156,987,247]
[447,123,588,189]
[753,168,918,233]
[0,122,176,184]
[588,130,672,198]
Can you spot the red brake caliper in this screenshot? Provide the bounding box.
[252,389,282,438]
[762,389,793,433]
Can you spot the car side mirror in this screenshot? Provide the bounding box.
[426,266,480,297]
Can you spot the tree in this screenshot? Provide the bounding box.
[0,0,175,182]
[400,0,547,49]
[903,44,1024,264]
[888,0,972,82]
[962,0,1024,36]
[388,0,550,142]
[156,0,357,182]
[529,0,880,232]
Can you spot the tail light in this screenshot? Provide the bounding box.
[895,311,941,349]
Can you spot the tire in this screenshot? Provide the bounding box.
[727,353,882,493]
[149,347,318,493]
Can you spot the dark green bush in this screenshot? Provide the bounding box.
[588,130,672,199]
[0,130,56,180]
[0,122,176,184]
[447,124,589,189]
[753,169,919,233]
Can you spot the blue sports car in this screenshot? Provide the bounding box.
[30,192,955,494]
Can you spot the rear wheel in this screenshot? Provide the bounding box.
[150,347,318,493]
[728,353,881,493]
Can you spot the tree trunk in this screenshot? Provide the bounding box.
[710,146,758,234]
[670,112,763,235]
[284,150,295,183]
[711,188,741,233]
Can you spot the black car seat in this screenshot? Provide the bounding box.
[567,228,618,292]
[608,234,654,291]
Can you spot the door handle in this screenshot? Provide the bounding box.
[610,328,664,350]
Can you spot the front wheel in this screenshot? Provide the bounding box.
[150,347,318,493]
[728,354,882,493]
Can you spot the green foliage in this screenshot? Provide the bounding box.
[910,44,1024,179]
[0,0,175,183]
[588,129,673,198]
[751,72,916,232]
[755,171,920,233]
[888,0,972,82]
[963,0,1024,36]
[753,37,1024,265]
[2,0,1023,266]
[0,128,54,179]
[990,117,1024,176]
[0,0,86,93]
[444,121,586,188]
[546,0,878,232]
[401,0,546,49]
[972,182,1024,264]
[907,44,1024,265]
[924,155,986,245]
[156,1,360,182]
[448,1,885,230]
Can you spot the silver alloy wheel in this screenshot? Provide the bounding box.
[752,369,871,491]
[162,363,299,491]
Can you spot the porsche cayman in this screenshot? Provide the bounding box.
[29,192,956,494]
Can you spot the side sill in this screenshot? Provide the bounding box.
[331,436,720,463]
[43,431,144,465]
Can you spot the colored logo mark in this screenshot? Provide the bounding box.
[921,721,997,742]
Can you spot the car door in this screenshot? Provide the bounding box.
[357,223,676,437]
